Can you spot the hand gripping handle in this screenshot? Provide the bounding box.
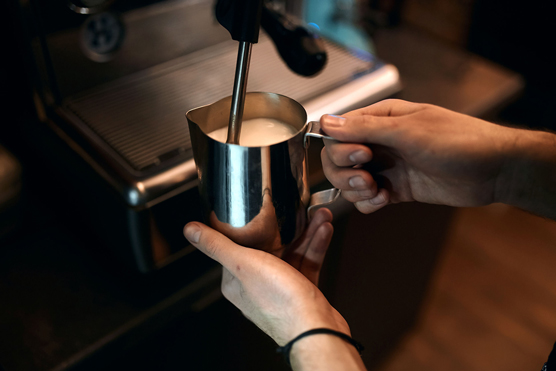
[304,121,342,218]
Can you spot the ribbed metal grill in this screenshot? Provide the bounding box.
[64,36,374,172]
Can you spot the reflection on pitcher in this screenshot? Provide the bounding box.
[186,92,340,253]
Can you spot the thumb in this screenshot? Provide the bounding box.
[343,98,425,118]
[184,222,244,269]
[320,114,401,147]
[320,99,426,146]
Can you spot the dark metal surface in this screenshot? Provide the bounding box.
[0,186,221,371]
[40,0,229,98]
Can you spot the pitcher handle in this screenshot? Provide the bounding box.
[304,120,336,147]
[304,121,342,219]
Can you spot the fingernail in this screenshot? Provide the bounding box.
[184,224,201,243]
[349,150,371,164]
[322,115,346,127]
[369,192,386,205]
[349,176,367,188]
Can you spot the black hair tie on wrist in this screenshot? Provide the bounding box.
[276,328,364,366]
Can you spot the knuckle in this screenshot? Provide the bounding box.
[387,116,401,129]
[203,235,221,259]
[329,178,345,190]
[328,149,344,165]
[420,102,437,110]
[321,162,340,183]
[323,142,351,167]
[357,188,377,199]
[343,188,376,202]
[342,191,359,202]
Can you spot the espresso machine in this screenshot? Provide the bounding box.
[14,0,400,273]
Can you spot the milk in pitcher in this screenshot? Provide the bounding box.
[207,118,298,146]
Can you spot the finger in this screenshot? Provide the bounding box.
[299,222,333,285]
[321,113,406,147]
[184,222,247,274]
[306,207,333,236]
[322,140,372,167]
[285,208,333,269]
[341,188,380,203]
[320,99,426,147]
[342,99,425,117]
[322,100,428,148]
[354,188,390,214]
[321,149,377,193]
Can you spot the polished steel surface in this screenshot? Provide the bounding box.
[227,42,253,144]
[45,0,228,97]
[187,92,338,251]
[304,120,336,142]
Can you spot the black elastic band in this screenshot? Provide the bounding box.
[276,328,364,366]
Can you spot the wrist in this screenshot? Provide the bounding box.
[495,128,556,218]
[281,299,350,346]
[289,332,366,371]
[494,125,524,204]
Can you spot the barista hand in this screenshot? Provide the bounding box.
[321,99,556,220]
[184,208,367,370]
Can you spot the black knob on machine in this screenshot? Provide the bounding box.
[215,0,327,77]
[215,0,263,44]
[260,3,327,77]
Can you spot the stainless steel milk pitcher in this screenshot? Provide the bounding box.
[186,92,340,252]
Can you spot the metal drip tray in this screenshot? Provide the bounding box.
[59,35,400,208]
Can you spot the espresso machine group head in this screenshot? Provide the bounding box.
[217,0,327,77]
[215,0,327,144]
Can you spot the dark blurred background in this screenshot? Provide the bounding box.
[363,0,556,131]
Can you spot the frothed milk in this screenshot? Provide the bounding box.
[207,118,298,146]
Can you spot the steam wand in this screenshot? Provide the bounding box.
[227,42,252,144]
[215,0,263,145]
[215,0,327,143]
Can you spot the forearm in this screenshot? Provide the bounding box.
[497,128,556,220]
[290,334,367,371]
